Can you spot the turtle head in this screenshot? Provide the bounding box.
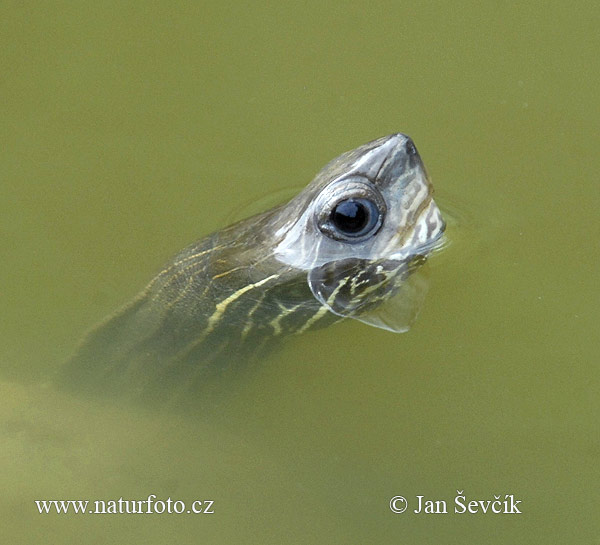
[271,133,446,332]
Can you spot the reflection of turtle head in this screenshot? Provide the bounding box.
[271,133,445,332]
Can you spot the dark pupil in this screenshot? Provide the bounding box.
[331,199,370,234]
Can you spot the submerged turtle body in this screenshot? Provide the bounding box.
[60,134,445,399]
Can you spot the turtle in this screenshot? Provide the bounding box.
[58,134,445,401]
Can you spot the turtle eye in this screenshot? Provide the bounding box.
[314,177,386,242]
[330,198,380,238]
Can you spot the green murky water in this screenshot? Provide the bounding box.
[2,2,599,543]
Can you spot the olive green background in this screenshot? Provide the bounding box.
[1,1,599,543]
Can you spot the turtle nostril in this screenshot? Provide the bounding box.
[405,139,417,156]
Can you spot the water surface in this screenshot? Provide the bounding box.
[2,2,599,543]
